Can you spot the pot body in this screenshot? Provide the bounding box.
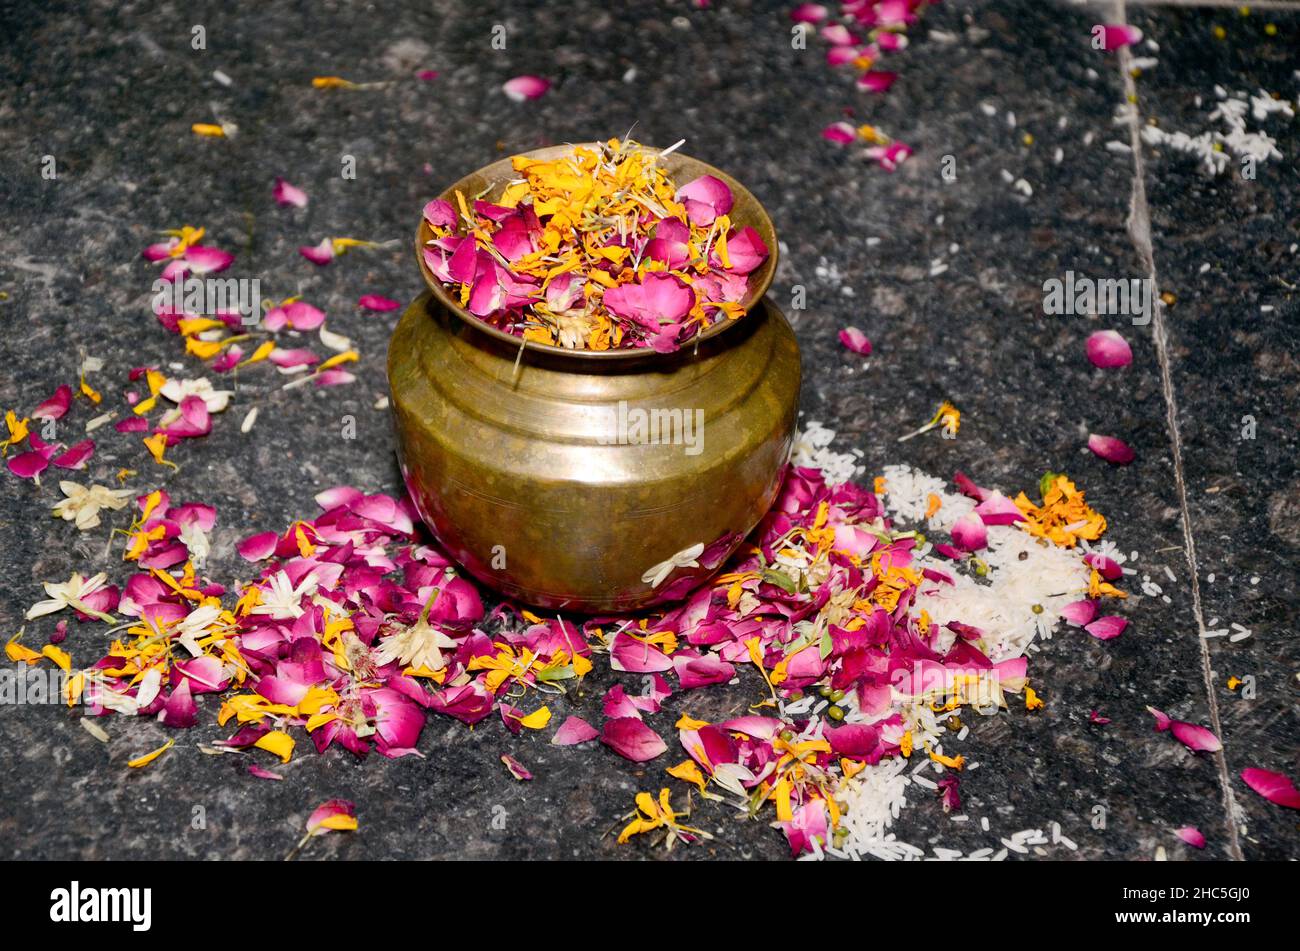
[388,292,801,613]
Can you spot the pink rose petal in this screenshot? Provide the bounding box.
[237,531,278,561]
[1088,433,1135,465]
[299,239,334,266]
[1171,720,1222,753]
[502,75,550,102]
[32,384,72,421]
[974,492,1025,526]
[1096,23,1142,50]
[358,294,402,312]
[1084,615,1127,640]
[1061,599,1098,627]
[822,121,857,144]
[821,23,853,45]
[856,70,897,93]
[838,326,872,355]
[1241,768,1300,809]
[552,715,599,746]
[1175,826,1206,849]
[7,450,50,481]
[1086,329,1132,368]
[600,717,667,762]
[500,753,532,781]
[52,439,95,470]
[609,631,672,673]
[676,174,734,227]
[790,3,828,23]
[950,512,988,552]
[306,798,356,835]
[273,177,308,208]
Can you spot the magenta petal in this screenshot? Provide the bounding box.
[676,174,734,227]
[1084,551,1123,580]
[161,678,198,728]
[826,46,860,67]
[423,198,457,229]
[502,74,550,101]
[820,23,853,45]
[501,753,532,781]
[790,3,828,23]
[1098,24,1142,50]
[856,70,897,93]
[1085,329,1132,369]
[601,716,667,762]
[822,121,857,144]
[838,326,872,355]
[672,652,736,690]
[52,439,95,470]
[7,450,50,480]
[1060,599,1098,627]
[268,348,319,368]
[1084,615,1127,640]
[824,722,879,759]
[1241,768,1300,809]
[306,798,356,834]
[282,301,325,330]
[273,177,308,208]
[358,294,402,312]
[1088,433,1135,465]
[950,512,987,552]
[184,246,234,274]
[609,632,672,673]
[551,715,599,746]
[32,384,73,421]
[974,492,1025,526]
[1175,826,1206,849]
[237,531,278,561]
[1147,705,1172,731]
[718,226,768,274]
[1170,720,1222,753]
[299,240,334,266]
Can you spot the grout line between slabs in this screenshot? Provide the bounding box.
[1112,0,1245,861]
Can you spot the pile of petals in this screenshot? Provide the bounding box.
[18,456,1158,858]
[421,138,769,352]
[798,1,940,170]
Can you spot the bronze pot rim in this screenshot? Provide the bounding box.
[414,141,779,363]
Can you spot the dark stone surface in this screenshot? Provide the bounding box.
[0,0,1295,859]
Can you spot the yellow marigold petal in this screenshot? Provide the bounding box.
[316,813,358,832]
[317,350,358,372]
[675,713,711,731]
[127,738,174,768]
[311,76,358,89]
[517,706,552,730]
[41,644,71,671]
[666,759,707,791]
[254,729,296,764]
[191,123,226,138]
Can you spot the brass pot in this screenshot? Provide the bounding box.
[387,145,801,612]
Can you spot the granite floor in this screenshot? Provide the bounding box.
[0,0,1295,860]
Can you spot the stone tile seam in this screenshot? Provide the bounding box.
[1113,0,1245,860]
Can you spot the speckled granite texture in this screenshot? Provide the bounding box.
[0,0,1295,860]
